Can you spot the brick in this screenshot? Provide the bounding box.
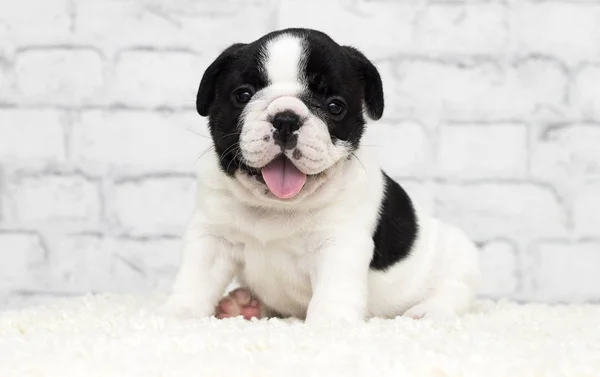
[75,0,277,54]
[532,241,600,302]
[0,0,71,50]
[0,232,46,293]
[109,238,181,292]
[413,3,506,55]
[110,50,204,107]
[438,123,528,178]
[108,177,196,236]
[49,235,112,293]
[573,183,600,238]
[574,65,600,120]
[70,111,211,176]
[511,3,600,65]
[435,183,566,240]
[278,0,414,59]
[15,49,104,105]
[364,121,432,177]
[387,58,567,120]
[478,240,519,298]
[4,174,101,224]
[531,125,600,182]
[0,110,65,165]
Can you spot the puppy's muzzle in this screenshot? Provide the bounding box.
[271,110,301,150]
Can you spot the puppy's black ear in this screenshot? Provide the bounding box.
[196,43,245,117]
[344,46,384,120]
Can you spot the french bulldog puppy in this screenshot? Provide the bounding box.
[162,28,480,324]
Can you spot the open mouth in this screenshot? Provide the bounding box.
[260,155,307,199]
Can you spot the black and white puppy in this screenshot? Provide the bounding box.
[162,28,480,324]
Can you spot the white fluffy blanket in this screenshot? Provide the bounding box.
[0,294,598,377]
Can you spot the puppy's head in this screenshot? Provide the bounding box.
[197,28,383,203]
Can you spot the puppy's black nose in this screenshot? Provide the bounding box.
[272,111,301,150]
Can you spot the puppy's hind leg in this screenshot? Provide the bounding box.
[403,222,480,320]
[402,280,475,320]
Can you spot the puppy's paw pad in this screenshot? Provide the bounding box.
[403,303,456,321]
[216,288,263,320]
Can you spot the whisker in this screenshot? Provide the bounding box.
[226,149,244,174]
[186,128,211,139]
[216,131,242,144]
[219,143,242,169]
[219,142,241,162]
[194,145,215,167]
[351,152,368,176]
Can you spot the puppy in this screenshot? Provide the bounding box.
[162,28,480,324]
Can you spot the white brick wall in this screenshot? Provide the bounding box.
[15,48,104,105]
[107,176,196,236]
[1,0,599,308]
[0,110,66,165]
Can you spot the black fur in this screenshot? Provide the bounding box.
[196,41,268,175]
[342,46,384,120]
[370,173,418,270]
[195,28,384,175]
[299,29,383,150]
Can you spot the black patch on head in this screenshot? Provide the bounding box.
[196,41,269,175]
[291,29,384,151]
[196,43,246,117]
[370,172,418,270]
[292,148,302,160]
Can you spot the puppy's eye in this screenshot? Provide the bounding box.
[236,91,252,103]
[327,100,345,116]
[233,87,254,105]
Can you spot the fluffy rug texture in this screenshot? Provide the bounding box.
[0,294,599,377]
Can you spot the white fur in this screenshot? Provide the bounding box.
[162,35,480,323]
[263,35,306,85]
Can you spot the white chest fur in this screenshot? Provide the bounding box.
[203,195,335,318]
[237,242,313,318]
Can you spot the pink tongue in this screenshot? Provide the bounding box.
[261,157,307,199]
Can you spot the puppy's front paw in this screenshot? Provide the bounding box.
[157,295,213,319]
[403,302,456,320]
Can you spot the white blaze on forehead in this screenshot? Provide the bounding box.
[263,35,305,86]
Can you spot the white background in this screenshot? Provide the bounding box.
[1,0,599,308]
